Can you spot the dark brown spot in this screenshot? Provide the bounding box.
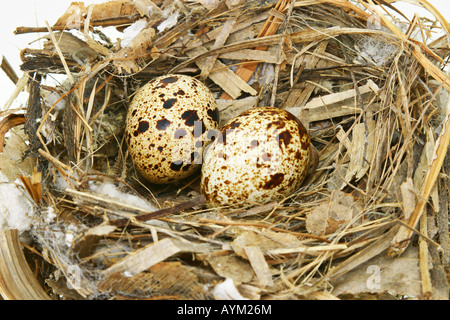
[163,98,177,109]
[228,121,241,129]
[278,130,292,147]
[262,152,272,162]
[131,109,137,117]
[267,120,284,130]
[299,142,307,151]
[201,177,209,197]
[156,118,171,130]
[133,130,139,137]
[262,173,284,190]
[175,89,185,96]
[295,150,302,160]
[157,146,163,152]
[159,93,165,98]
[170,161,183,171]
[181,110,199,126]
[160,76,178,84]
[174,128,187,139]
[207,108,220,123]
[138,121,149,133]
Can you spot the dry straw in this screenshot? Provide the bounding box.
[0,0,449,300]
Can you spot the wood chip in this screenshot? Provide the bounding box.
[305,190,362,236]
[287,79,380,122]
[217,96,258,126]
[243,246,273,287]
[206,254,254,283]
[186,47,257,99]
[332,245,422,297]
[400,178,416,221]
[219,49,280,64]
[101,238,214,277]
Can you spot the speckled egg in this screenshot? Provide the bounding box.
[125,74,220,184]
[201,107,310,207]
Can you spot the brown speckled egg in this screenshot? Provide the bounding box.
[125,74,220,184]
[201,107,310,207]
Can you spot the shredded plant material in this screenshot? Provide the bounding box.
[0,0,449,300]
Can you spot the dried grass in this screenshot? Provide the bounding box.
[0,0,449,300]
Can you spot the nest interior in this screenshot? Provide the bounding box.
[1,0,450,300]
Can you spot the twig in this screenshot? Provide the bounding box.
[14,14,141,35]
[197,218,331,242]
[45,20,74,84]
[110,196,207,227]
[1,56,18,84]
[418,209,432,298]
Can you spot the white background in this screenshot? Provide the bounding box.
[1,0,450,108]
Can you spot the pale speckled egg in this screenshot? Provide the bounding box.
[201,107,310,207]
[125,74,220,184]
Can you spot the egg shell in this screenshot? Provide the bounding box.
[201,107,310,207]
[125,74,220,184]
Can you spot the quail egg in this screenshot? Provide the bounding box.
[201,107,310,207]
[125,74,220,184]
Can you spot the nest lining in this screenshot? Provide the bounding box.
[0,0,449,300]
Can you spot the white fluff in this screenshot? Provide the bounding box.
[89,181,158,212]
[121,19,148,48]
[44,91,66,111]
[0,172,34,233]
[212,278,249,300]
[157,10,180,33]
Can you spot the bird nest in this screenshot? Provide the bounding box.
[0,0,449,300]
